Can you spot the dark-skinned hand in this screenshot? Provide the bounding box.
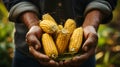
[59,10,102,67]
[61,26,98,67]
[21,12,59,67]
[26,26,59,67]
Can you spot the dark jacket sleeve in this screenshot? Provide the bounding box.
[84,0,117,23]
[105,0,117,10]
[3,0,39,22]
[104,0,117,23]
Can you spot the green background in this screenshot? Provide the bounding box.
[0,0,120,67]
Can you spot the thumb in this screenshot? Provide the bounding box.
[26,34,41,50]
[82,33,98,51]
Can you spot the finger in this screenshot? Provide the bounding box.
[59,61,64,66]
[64,59,81,67]
[64,59,79,67]
[49,60,59,67]
[71,54,89,66]
[73,53,89,61]
[63,59,71,66]
[39,60,59,67]
[26,34,41,50]
[72,48,95,64]
[29,46,50,62]
[87,44,96,57]
[82,33,98,51]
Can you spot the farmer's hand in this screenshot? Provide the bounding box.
[63,26,98,67]
[59,26,98,67]
[60,10,103,67]
[20,12,59,67]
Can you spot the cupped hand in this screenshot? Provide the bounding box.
[26,26,59,67]
[61,26,98,67]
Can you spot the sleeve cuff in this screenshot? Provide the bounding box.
[84,1,112,20]
[9,2,39,22]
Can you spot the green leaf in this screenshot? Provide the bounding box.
[0,2,8,17]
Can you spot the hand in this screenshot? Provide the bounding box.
[26,26,42,50]
[60,10,102,67]
[61,26,98,67]
[26,26,59,67]
[20,12,59,67]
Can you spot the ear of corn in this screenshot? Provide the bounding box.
[56,25,63,37]
[53,25,63,40]
[40,20,58,34]
[58,25,63,30]
[64,19,76,35]
[69,27,83,53]
[56,29,70,54]
[42,33,58,59]
[42,13,57,25]
[41,14,83,59]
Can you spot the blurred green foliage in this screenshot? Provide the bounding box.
[0,0,120,67]
[96,0,120,67]
[0,1,14,67]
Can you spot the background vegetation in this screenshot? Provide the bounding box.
[0,0,14,67]
[0,0,120,67]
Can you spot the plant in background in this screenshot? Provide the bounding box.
[0,1,14,67]
[96,1,120,66]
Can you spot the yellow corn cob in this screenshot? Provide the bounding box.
[53,25,63,40]
[69,27,83,53]
[58,25,63,30]
[56,28,70,54]
[40,20,58,34]
[42,33,58,59]
[42,13,57,25]
[64,19,76,35]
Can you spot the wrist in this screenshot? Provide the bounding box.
[83,10,103,30]
[27,21,39,29]
[20,11,40,29]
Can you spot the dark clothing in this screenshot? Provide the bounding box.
[3,0,117,67]
[13,49,96,67]
[6,0,117,23]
